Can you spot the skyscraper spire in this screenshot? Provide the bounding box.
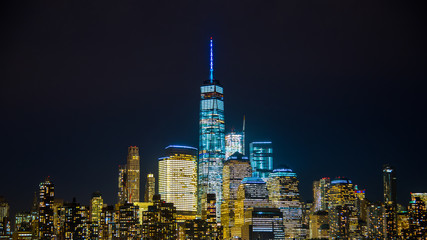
[243,115,246,155]
[210,37,214,82]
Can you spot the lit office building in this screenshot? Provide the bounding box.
[198,37,226,221]
[183,219,213,240]
[144,173,156,202]
[313,177,331,212]
[115,203,140,239]
[39,178,55,239]
[329,205,351,239]
[407,197,427,239]
[56,198,90,239]
[308,211,329,239]
[206,194,222,239]
[367,202,384,239]
[397,211,409,237]
[90,192,103,239]
[383,164,397,239]
[267,167,304,239]
[141,194,177,240]
[221,152,252,239]
[383,164,397,204]
[411,192,427,207]
[0,197,11,239]
[313,181,321,212]
[327,177,358,239]
[249,142,273,178]
[127,146,140,203]
[159,145,198,220]
[100,205,115,240]
[225,131,243,159]
[235,177,270,238]
[327,177,356,210]
[90,192,103,224]
[241,208,285,240]
[118,165,127,204]
[14,212,32,232]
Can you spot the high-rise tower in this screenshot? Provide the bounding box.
[383,164,397,239]
[225,131,243,160]
[383,164,397,204]
[198,37,225,221]
[39,177,54,239]
[127,146,140,203]
[159,145,198,220]
[250,142,273,178]
[144,173,156,202]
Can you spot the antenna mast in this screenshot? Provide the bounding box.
[210,37,214,83]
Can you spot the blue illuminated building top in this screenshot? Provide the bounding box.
[270,167,297,177]
[241,177,266,184]
[165,145,198,151]
[331,177,352,185]
[250,142,273,178]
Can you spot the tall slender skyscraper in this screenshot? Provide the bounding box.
[383,164,397,239]
[198,37,225,221]
[39,177,54,239]
[127,146,140,203]
[250,142,273,178]
[383,164,397,204]
[118,165,127,204]
[144,173,156,202]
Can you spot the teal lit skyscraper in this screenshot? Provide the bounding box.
[198,37,225,221]
[250,142,273,178]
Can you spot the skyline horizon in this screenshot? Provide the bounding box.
[1,0,425,223]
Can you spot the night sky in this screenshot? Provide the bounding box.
[1,0,426,216]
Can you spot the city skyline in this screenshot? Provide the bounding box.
[1,0,426,221]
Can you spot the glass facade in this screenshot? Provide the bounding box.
[144,173,156,202]
[159,145,198,219]
[250,142,273,178]
[235,177,270,238]
[242,208,285,240]
[225,131,243,160]
[198,38,225,221]
[221,152,252,239]
[39,178,55,239]
[267,168,304,239]
[327,177,356,210]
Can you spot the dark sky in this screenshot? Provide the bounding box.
[1,0,426,216]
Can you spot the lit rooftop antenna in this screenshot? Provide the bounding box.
[210,37,214,83]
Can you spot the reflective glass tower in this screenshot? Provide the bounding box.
[250,142,273,178]
[198,37,225,221]
[225,131,243,160]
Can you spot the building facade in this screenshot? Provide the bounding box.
[159,145,198,220]
[225,131,243,160]
[126,146,140,203]
[267,167,304,239]
[39,178,55,239]
[144,173,156,202]
[198,37,226,221]
[235,177,270,238]
[249,142,273,178]
[221,152,252,239]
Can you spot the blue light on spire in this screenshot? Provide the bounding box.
[210,37,213,82]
